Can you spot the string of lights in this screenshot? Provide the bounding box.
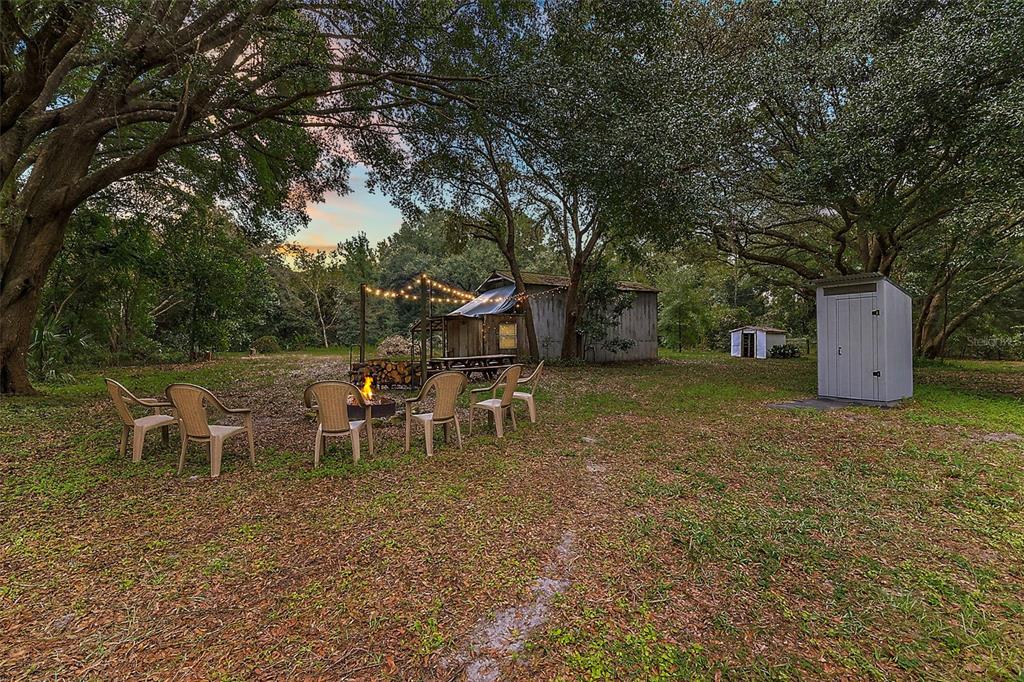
[363,273,477,305]
[512,285,567,303]
[364,276,571,308]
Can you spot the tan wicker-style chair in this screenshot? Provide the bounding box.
[405,371,468,456]
[304,381,374,467]
[469,364,522,438]
[165,383,255,478]
[514,361,544,423]
[105,379,177,463]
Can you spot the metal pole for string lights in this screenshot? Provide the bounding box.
[420,275,428,384]
[359,283,367,363]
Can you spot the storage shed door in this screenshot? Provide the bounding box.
[754,331,767,359]
[826,295,879,400]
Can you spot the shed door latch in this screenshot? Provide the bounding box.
[872,309,880,316]
[872,370,881,377]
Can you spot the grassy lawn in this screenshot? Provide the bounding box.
[1,352,1022,679]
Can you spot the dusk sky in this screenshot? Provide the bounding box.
[292,164,403,251]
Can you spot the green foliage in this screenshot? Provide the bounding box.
[252,336,282,354]
[768,344,802,359]
[579,262,636,356]
[158,206,275,358]
[28,319,88,384]
[35,202,280,366]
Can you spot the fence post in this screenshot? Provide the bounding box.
[359,283,366,363]
[420,275,428,383]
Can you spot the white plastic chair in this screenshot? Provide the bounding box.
[105,379,177,463]
[514,361,544,423]
[166,384,255,478]
[405,371,467,456]
[469,365,522,438]
[304,381,374,467]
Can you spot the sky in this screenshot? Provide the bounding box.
[292,164,403,251]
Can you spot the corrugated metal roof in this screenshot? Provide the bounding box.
[446,285,518,318]
[484,271,659,293]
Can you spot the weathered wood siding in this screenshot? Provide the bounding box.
[589,291,658,362]
[481,314,527,360]
[527,284,567,359]
[525,287,658,362]
[444,317,483,357]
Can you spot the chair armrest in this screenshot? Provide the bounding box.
[222,407,252,415]
[137,398,173,409]
[469,387,490,395]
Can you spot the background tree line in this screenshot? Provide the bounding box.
[4,0,1023,392]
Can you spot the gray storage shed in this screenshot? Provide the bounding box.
[814,273,913,404]
[442,271,659,362]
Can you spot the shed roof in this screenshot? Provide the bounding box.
[811,272,913,297]
[482,271,660,293]
[730,325,787,334]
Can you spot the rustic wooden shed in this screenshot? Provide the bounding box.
[439,271,659,362]
[730,326,787,359]
[813,273,913,404]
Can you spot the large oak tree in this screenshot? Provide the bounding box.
[710,0,1024,357]
[0,0,481,393]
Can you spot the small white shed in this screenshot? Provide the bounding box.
[813,273,913,404]
[730,326,787,359]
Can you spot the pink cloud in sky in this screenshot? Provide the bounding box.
[292,164,403,250]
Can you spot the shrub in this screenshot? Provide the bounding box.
[376,334,414,357]
[252,335,282,354]
[768,343,801,359]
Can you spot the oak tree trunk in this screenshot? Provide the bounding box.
[560,264,583,360]
[508,265,539,360]
[1,213,74,394]
[914,289,948,359]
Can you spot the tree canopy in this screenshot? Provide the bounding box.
[4,0,1024,391]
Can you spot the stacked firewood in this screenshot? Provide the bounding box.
[350,359,423,387]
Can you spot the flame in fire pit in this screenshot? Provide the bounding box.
[361,376,374,401]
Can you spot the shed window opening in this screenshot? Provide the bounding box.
[498,323,517,350]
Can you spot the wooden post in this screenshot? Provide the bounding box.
[359,283,366,363]
[420,275,428,383]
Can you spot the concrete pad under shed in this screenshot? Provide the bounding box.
[769,397,899,411]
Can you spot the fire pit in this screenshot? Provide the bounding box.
[347,397,397,421]
[347,377,397,420]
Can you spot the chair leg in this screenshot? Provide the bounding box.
[454,417,463,449]
[368,419,375,456]
[528,396,537,423]
[245,415,255,467]
[494,409,504,438]
[509,405,517,431]
[178,437,188,475]
[119,426,129,458]
[314,427,323,469]
[351,429,361,464]
[424,420,433,457]
[132,425,146,463]
[210,438,223,478]
[405,413,412,454]
[468,407,474,436]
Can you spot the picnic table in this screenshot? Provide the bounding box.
[428,354,516,380]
